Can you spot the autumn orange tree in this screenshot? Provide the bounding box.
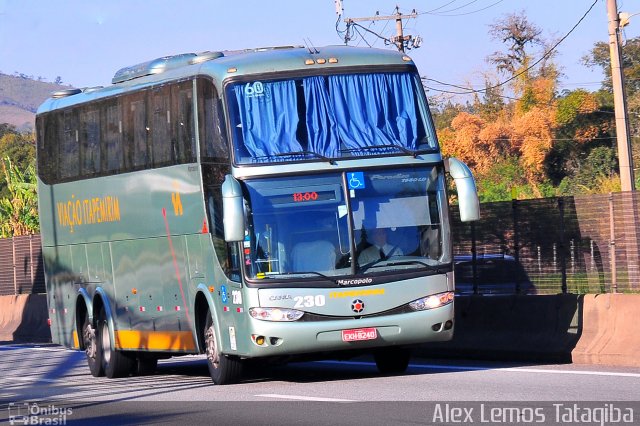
[434,12,621,201]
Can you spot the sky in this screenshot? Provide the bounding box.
[1,0,639,103]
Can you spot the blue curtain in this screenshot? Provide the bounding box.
[327,73,418,152]
[233,80,303,160]
[303,76,339,157]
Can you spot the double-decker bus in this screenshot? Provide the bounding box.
[36,45,479,384]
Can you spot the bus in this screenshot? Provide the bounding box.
[36,45,480,384]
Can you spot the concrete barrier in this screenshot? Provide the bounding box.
[416,294,582,363]
[0,294,51,343]
[571,293,640,367]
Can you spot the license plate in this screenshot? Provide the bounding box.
[341,327,377,342]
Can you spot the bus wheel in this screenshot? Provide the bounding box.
[204,312,243,385]
[82,315,104,377]
[133,355,158,376]
[98,307,133,378]
[374,347,411,375]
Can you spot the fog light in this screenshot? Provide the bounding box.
[253,335,266,346]
[431,322,442,331]
[444,320,453,330]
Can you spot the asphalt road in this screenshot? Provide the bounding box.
[0,344,639,425]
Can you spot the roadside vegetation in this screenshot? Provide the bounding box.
[429,12,640,201]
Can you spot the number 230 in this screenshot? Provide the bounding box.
[293,295,326,308]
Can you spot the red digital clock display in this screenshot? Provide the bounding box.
[293,192,319,202]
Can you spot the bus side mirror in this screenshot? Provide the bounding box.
[221,175,245,242]
[447,157,480,222]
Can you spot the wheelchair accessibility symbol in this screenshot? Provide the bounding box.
[347,172,365,190]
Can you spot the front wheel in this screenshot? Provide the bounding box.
[374,347,411,375]
[204,312,243,385]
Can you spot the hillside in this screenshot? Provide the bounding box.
[0,73,72,131]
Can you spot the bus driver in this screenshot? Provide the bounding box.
[358,228,403,265]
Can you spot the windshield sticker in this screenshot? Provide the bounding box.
[329,288,385,298]
[229,326,237,350]
[347,172,365,190]
[244,82,265,98]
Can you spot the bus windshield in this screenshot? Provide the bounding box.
[243,166,449,282]
[226,72,437,164]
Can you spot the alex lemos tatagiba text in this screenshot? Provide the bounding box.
[432,403,635,424]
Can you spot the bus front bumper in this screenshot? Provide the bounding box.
[239,303,454,358]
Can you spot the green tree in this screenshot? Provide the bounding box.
[0,157,39,237]
[0,130,35,198]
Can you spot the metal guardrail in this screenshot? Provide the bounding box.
[0,234,45,296]
[451,192,640,294]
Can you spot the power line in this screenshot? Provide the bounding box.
[418,0,505,17]
[423,0,599,95]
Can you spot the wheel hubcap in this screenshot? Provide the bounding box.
[83,323,97,359]
[205,326,220,370]
[101,321,111,364]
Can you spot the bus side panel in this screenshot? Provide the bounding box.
[42,245,77,348]
[110,236,197,352]
[85,243,106,284]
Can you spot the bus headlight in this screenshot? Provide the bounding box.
[249,307,304,322]
[409,292,454,311]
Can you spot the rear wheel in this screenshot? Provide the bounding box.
[204,311,243,385]
[82,315,104,377]
[98,307,133,378]
[374,347,411,375]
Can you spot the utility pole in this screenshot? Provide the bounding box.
[344,6,419,53]
[607,0,635,191]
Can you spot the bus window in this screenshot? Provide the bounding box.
[103,100,123,173]
[227,72,435,165]
[149,85,172,167]
[204,164,240,282]
[123,92,149,169]
[198,78,228,163]
[79,107,101,176]
[36,114,57,184]
[173,81,195,164]
[59,110,79,180]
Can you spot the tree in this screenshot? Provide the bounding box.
[0,131,36,198]
[0,157,39,237]
[487,12,544,78]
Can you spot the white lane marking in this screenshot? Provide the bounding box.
[257,394,356,402]
[0,345,75,352]
[0,376,59,383]
[316,360,640,378]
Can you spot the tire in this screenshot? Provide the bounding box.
[204,311,243,385]
[82,314,104,377]
[133,355,158,376]
[97,306,133,378]
[374,347,411,375]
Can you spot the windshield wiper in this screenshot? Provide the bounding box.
[274,151,336,165]
[261,271,336,283]
[340,144,418,158]
[359,258,443,274]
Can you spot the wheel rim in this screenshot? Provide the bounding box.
[101,321,111,365]
[205,325,220,370]
[83,323,97,360]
